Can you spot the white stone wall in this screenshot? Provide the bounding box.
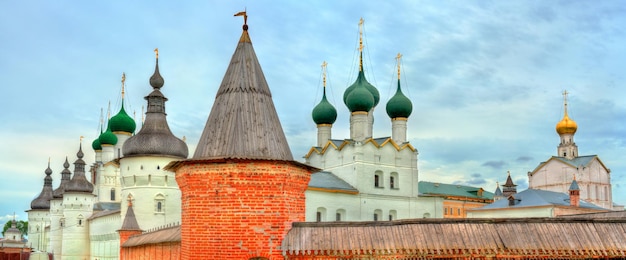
[89,212,121,260]
[119,156,181,230]
[60,192,94,260]
[305,139,443,221]
[529,157,612,209]
[27,209,49,252]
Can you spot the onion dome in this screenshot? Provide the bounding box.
[312,91,337,125]
[556,90,577,135]
[343,55,380,110]
[110,103,136,133]
[65,143,94,193]
[123,50,189,159]
[98,120,118,146]
[30,162,55,209]
[556,114,577,135]
[91,138,102,151]
[52,157,72,198]
[346,81,375,112]
[386,80,413,118]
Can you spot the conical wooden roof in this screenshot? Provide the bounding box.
[193,25,293,161]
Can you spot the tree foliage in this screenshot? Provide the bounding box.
[2,220,28,238]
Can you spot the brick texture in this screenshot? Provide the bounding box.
[175,159,311,260]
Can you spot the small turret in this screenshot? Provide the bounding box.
[385,53,413,143]
[312,62,337,147]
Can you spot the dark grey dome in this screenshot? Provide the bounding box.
[65,143,94,193]
[123,54,188,159]
[30,162,54,209]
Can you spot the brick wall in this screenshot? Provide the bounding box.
[175,159,312,260]
[120,242,180,260]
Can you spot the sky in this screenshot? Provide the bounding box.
[1,1,625,223]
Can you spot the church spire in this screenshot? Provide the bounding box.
[122,49,188,158]
[193,13,293,160]
[30,160,55,209]
[386,53,413,143]
[555,90,578,159]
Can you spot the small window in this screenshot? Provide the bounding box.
[154,194,165,213]
[444,208,448,215]
[373,213,378,221]
[110,188,116,201]
[316,212,322,222]
[390,176,395,189]
[374,175,380,187]
[336,213,341,221]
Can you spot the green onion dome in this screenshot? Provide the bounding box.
[346,81,375,113]
[386,80,413,118]
[91,137,102,151]
[312,89,337,125]
[110,103,136,133]
[343,70,380,109]
[99,121,118,146]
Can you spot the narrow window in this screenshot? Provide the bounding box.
[374,175,380,187]
[336,213,341,221]
[154,194,165,213]
[390,176,395,189]
[316,212,322,222]
[373,213,379,221]
[110,188,116,201]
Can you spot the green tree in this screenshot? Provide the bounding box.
[2,220,28,238]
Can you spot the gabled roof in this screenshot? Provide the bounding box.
[193,24,292,161]
[305,137,416,158]
[308,171,358,194]
[418,181,494,200]
[283,218,626,258]
[529,155,609,176]
[475,189,606,210]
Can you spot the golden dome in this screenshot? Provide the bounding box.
[556,114,577,135]
[556,90,577,135]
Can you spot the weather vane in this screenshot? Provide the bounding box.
[396,53,402,80]
[235,10,248,30]
[155,48,159,59]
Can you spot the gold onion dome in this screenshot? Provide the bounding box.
[556,114,577,135]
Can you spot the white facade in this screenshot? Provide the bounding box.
[528,156,613,209]
[26,209,49,253]
[120,156,182,230]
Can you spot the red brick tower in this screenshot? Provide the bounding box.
[168,13,315,260]
[117,200,142,260]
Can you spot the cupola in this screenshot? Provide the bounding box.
[312,62,337,125]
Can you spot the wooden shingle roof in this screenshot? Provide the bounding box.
[282,218,626,258]
[193,25,293,161]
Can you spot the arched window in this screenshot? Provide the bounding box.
[389,210,397,221]
[390,172,399,189]
[154,194,165,213]
[336,209,346,221]
[110,188,116,201]
[374,209,383,221]
[316,207,327,222]
[374,170,383,188]
[77,214,84,227]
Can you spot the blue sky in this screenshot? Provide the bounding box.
[1,1,625,222]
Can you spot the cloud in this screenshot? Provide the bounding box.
[516,156,533,162]
[482,161,507,170]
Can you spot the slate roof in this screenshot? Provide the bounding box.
[418,181,494,200]
[475,189,606,210]
[282,218,626,258]
[308,171,358,194]
[306,137,416,158]
[120,204,141,231]
[193,24,292,161]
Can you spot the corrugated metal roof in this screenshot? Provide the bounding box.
[308,171,358,194]
[418,181,494,200]
[193,26,293,161]
[121,225,180,247]
[476,189,606,210]
[282,218,626,258]
[556,155,597,167]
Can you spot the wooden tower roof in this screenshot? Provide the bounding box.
[193,20,293,161]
